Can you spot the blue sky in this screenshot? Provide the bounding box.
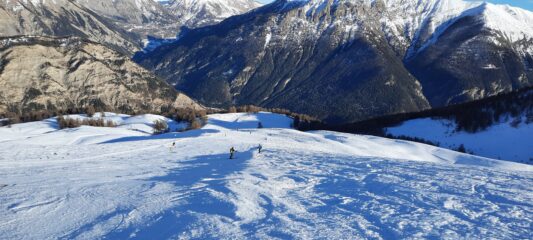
[467,0,533,10]
[256,0,533,11]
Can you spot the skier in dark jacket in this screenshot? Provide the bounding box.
[258,144,263,154]
[230,147,236,159]
[169,141,176,152]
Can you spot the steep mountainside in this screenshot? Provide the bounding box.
[137,0,533,123]
[137,0,432,123]
[74,0,263,39]
[75,0,170,26]
[0,0,141,54]
[167,0,263,28]
[74,0,181,39]
[406,3,533,106]
[0,36,200,114]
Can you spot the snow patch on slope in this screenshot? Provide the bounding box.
[386,117,533,164]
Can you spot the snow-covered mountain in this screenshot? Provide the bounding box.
[282,0,533,56]
[0,0,263,48]
[75,0,263,37]
[0,0,141,54]
[74,0,182,39]
[1,112,532,238]
[167,0,263,28]
[75,0,170,25]
[71,0,262,41]
[137,0,533,123]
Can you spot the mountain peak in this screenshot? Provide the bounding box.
[167,0,263,28]
[137,0,533,122]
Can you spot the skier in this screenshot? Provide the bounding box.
[230,147,236,159]
[258,144,263,154]
[169,141,176,152]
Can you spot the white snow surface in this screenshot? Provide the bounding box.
[386,117,533,164]
[0,113,186,144]
[1,112,532,239]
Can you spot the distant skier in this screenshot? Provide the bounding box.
[169,141,176,152]
[258,144,263,154]
[230,147,236,159]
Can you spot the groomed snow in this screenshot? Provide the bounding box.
[0,112,532,239]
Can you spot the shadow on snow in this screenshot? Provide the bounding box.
[100,149,256,239]
[100,129,220,144]
[208,112,292,130]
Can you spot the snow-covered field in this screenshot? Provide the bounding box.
[1,113,532,239]
[386,117,533,164]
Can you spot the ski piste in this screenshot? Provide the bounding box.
[0,112,531,239]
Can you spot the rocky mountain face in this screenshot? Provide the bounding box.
[74,0,181,39]
[0,36,200,114]
[136,0,533,123]
[405,3,533,106]
[0,0,141,54]
[73,0,263,40]
[75,0,170,26]
[167,0,263,28]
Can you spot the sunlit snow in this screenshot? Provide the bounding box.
[0,112,532,239]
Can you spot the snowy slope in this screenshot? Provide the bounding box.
[386,117,533,164]
[0,113,186,144]
[1,113,532,239]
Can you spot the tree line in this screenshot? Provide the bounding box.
[316,86,533,136]
[57,115,116,129]
[0,102,324,135]
[2,87,530,134]
[0,105,209,131]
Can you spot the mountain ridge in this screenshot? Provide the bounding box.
[0,0,142,54]
[136,0,533,123]
[167,0,264,28]
[0,35,201,114]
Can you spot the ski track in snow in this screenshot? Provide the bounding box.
[0,113,532,239]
